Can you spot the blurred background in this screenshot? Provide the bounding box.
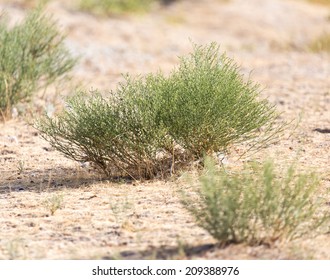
[0,0,328,92]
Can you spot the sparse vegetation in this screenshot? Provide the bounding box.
[36,42,283,179]
[309,33,330,52]
[43,193,64,215]
[16,160,25,174]
[1,0,330,261]
[0,9,76,119]
[181,157,329,246]
[307,0,330,5]
[6,239,26,260]
[110,197,135,226]
[78,0,156,16]
[78,0,183,16]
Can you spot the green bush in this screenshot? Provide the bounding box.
[36,42,282,179]
[182,157,329,246]
[0,9,76,118]
[158,43,282,158]
[36,88,170,179]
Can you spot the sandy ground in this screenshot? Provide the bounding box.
[0,0,330,259]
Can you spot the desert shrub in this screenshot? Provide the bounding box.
[309,33,330,52]
[0,9,76,118]
[35,42,283,179]
[35,86,170,179]
[181,157,329,246]
[157,43,282,158]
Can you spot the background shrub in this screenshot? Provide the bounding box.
[36,42,283,179]
[307,0,330,5]
[0,9,76,118]
[78,0,181,16]
[309,33,330,53]
[79,0,156,15]
[181,157,329,246]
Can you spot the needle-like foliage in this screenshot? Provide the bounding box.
[181,157,329,245]
[0,9,76,118]
[36,42,283,179]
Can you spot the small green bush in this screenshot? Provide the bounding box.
[182,158,329,246]
[0,9,76,118]
[43,193,64,216]
[36,42,283,179]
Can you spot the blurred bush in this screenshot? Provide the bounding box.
[0,9,76,119]
[79,0,158,15]
[309,33,330,53]
[181,157,330,245]
[307,0,330,5]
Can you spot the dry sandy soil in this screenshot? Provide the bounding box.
[0,0,329,259]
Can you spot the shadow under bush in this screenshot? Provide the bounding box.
[35,42,284,179]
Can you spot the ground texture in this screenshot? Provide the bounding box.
[0,0,329,259]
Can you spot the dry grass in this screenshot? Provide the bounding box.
[309,33,330,52]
